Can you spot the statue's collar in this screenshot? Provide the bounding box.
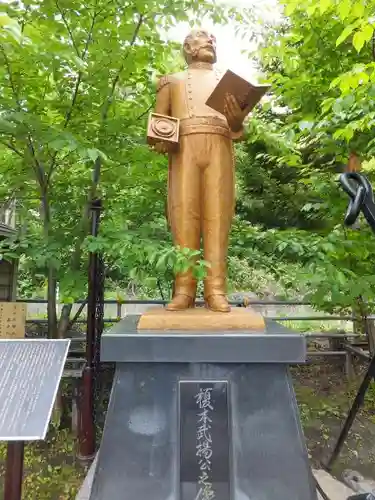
[188,61,214,70]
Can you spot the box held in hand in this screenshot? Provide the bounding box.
[147,113,179,151]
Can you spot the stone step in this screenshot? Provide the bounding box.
[314,469,356,500]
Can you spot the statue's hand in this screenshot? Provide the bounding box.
[223,93,247,132]
[153,142,170,155]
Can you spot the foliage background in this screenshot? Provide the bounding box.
[1,0,375,336]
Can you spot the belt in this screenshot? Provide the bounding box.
[179,116,231,138]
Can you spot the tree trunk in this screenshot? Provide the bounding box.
[47,266,58,339]
[57,303,74,339]
[345,151,361,173]
[41,187,65,423]
[41,187,58,339]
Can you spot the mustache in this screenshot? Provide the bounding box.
[200,44,215,51]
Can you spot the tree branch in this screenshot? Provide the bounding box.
[45,8,99,184]
[52,11,145,338]
[136,104,153,120]
[66,299,88,331]
[88,13,144,197]
[20,7,29,33]
[101,13,144,122]
[62,12,98,129]
[61,8,98,129]
[55,0,80,56]
[1,45,46,187]
[157,279,165,301]
[0,44,21,108]
[0,141,23,157]
[63,9,99,129]
[81,10,97,60]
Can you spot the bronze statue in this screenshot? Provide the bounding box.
[150,29,252,313]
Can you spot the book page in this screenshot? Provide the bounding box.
[206,69,270,115]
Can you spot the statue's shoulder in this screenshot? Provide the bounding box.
[156,75,171,92]
[156,71,187,91]
[170,71,187,80]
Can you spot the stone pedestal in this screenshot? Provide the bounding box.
[137,306,265,331]
[89,316,317,500]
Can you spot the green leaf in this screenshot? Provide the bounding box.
[333,127,354,141]
[360,24,374,45]
[336,24,356,46]
[358,71,370,84]
[337,0,351,20]
[0,13,13,27]
[353,29,367,52]
[0,12,24,43]
[71,56,87,71]
[284,1,299,16]
[352,1,365,18]
[87,148,100,162]
[319,0,332,14]
[306,3,318,15]
[321,97,335,113]
[200,260,211,269]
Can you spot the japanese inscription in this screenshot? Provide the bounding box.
[179,380,231,500]
[0,302,26,339]
[195,387,215,499]
[0,339,70,440]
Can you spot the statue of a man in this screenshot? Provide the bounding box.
[152,29,251,312]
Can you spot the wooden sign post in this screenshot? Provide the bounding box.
[0,302,27,500]
[0,302,26,340]
[0,339,70,500]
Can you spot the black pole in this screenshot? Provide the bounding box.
[92,253,105,433]
[78,199,102,462]
[314,476,331,500]
[93,253,104,370]
[324,354,375,471]
[4,442,24,500]
[328,173,375,471]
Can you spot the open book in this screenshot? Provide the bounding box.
[206,69,270,114]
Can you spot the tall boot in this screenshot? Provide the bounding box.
[166,135,201,311]
[202,134,234,313]
[166,272,197,311]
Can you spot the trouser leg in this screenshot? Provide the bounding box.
[168,135,201,298]
[202,135,234,298]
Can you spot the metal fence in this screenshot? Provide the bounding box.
[23,297,371,440]
[18,298,373,372]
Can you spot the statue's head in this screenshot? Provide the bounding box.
[183,29,217,65]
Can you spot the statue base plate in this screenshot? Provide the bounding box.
[137,306,265,331]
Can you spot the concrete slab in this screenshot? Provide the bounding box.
[101,317,307,363]
[76,454,98,500]
[314,469,355,500]
[77,463,356,500]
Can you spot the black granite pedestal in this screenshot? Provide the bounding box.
[89,316,317,500]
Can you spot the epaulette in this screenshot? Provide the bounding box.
[157,75,170,92]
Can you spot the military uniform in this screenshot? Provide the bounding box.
[154,61,243,305]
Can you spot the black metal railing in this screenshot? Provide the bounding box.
[18,297,373,371]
